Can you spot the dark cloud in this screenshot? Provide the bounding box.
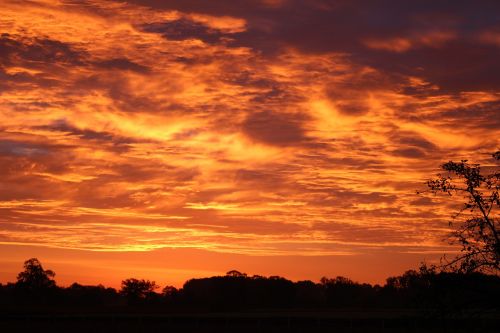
[391,147,427,159]
[330,189,397,205]
[242,111,308,146]
[250,85,301,105]
[0,138,76,201]
[139,18,229,44]
[0,171,68,201]
[93,58,151,73]
[410,197,439,206]
[390,131,437,151]
[394,98,500,136]
[0,138,73,174]
[70,165,198,209]
[0,68,61,90]
[187,187,235,204]
[327,97,369,116]
[0,139,51,157]
[126,0,500,93]
[233,168,293,192]
[321,156,387,171]
[312,221,415,244]
[37,119,139,146]
[0,34,85,67]
[439,100,500,130]
[123,0,273,17]
[0,35,86,93]
[71,74,162,112]
[0,69,68,99]
[362,42,500,94]
[204,217,304,235]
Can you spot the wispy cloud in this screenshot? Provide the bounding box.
[0,0,499,284]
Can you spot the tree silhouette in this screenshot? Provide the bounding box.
[426,151,499,273]
[16,258,56,289]
[120,278,158,302]
[226,270,247,277]
[1,257,500,315]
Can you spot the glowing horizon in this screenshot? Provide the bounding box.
[0,0,499,288]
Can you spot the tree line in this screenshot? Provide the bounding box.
[1,258,499,313]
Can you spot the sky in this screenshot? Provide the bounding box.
[0,0,499,288]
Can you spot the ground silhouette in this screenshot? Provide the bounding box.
[1,258,499,332]
[1,258,499,313]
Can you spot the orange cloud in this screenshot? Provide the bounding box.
[0,0,499,286]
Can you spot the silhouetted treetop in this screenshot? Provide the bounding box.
[161,285,178,297]
[120,278,158,301]
[226,270,247,277]
[321,276,354,286]
[16,258,56,289]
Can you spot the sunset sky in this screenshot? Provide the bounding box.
[0,0,499,288]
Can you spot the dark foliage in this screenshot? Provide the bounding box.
[425,151,499,273]
[1,259,499,316]
[120,278,159,305]
[16,258,56,290]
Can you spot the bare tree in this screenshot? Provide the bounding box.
[425,151,499,273]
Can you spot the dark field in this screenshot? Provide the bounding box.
[2,311,499,333]
[3,262,500,332]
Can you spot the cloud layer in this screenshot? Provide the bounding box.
[0,0,499,283]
